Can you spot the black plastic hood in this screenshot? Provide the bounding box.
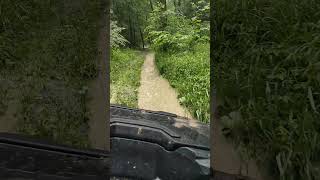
[110,104,210,180]
[0,133,110,180]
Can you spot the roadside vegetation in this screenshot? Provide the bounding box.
[110,48,144,108]
[214,0,320,179]
[146,1,210,122]
[155,44,210,122]
[110,4,146,108]
[0,0,104,147]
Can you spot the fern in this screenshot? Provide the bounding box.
[110,20,129,48]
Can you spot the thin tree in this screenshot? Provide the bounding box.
[149,0,154,10]
[136,15,145,49]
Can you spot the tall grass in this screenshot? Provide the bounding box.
[110,49,144,108]
[156,43,210,123]
[214,0,320,179]
[0,0,103,147]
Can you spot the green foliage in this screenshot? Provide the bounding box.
[156,44,210,122]
[145,3,209,52]
[145,1,210,123]
[0,0,103,147]
[112,0,150,48]
[190,0,210,20]
[111,20,129,48]
[147,30,196,52]
[174,0,210,20]
[111,49,144,108]
[214,0,320,179]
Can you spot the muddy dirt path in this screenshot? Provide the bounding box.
[138,52,192,119]
[138,52,268,180]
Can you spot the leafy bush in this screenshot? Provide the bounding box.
[111,20,128,48]
[214,0,320,179]
[145,3,209,52]
[175,0,210,20]
[147,30,196,52]
[111,49,144,108]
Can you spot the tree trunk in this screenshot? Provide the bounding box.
[139,27,145,49]
[149,0,154,11]
[128,5,133,47]
[132,22,136,47]
[210,0,216,171]
[136,15,145,49]
[164,0,167,10]
[160,0,167,29]
[162,0,167,10]
[87,0,110,151]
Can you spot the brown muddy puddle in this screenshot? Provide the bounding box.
[138,52,193,120]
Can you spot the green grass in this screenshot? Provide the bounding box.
[155,43,210,123]
[214,0,320,179]
[110,49,144,108]
[0,0,103,148]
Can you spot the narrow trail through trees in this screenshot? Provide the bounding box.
[138,52,192,119]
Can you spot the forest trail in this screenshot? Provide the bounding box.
[138,52,267,180]
[138,52,192,119]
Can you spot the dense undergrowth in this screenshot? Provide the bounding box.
[146,1,210,123]
[214,0,320,179]
[0,0,104,147]
[156,43,210,122]
[110,18,144,108]
[110,49,144,108]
